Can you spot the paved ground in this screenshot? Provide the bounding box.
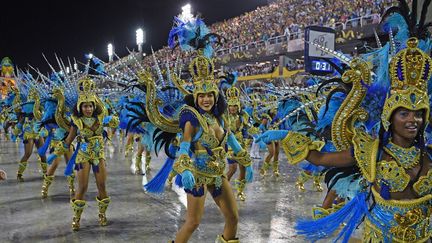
[0,133,331,243]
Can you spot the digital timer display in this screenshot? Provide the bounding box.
[311,60,332,72]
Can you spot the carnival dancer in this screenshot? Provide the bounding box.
[226,86,253,201]
[248,92,262,159]
[13,79,48,181]
[257,3,432,238]
[39,86,75,198]
[136,13,254,242]
[136,122,155,173]
[62,77,119,230]
[258,95,281,177]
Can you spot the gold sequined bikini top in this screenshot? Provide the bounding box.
[71,115,104,139]
[183,106,229,150]
[352,128,432,196]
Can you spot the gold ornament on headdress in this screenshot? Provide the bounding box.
[189,50,219,101]
[226,86,241,107]
[381,37,431,131]
[76,78,98,111]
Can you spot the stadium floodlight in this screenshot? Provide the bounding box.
[180,3,193,22]
[107,43,114,62]
[88,53,94,59]
[66,67,70,74]
[136,28,144,53]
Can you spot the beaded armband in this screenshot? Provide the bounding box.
[231,149,252,167]
[173,154,194,174]
[281,131,324,165]
[247,126,259,135]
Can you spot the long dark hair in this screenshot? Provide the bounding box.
[184,92,227,119]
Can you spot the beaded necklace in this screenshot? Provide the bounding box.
[383,141,420,169]
[82,117,96,128]
[202,112,217,126]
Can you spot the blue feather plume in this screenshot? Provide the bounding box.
[38,132,52,156]
[316,92,345,131]
[144,144,178,193]
[382,13,409,52]
[295,192,369,242]
[64,142,80,176]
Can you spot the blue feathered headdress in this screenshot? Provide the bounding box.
[168,16,224,58]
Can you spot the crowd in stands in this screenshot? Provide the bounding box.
[141,0,396,75]
[229,62,279,76]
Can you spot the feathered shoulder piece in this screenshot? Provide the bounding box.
[178,105,208,133]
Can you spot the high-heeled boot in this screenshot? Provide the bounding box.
[312,174,323,192]
[272,160,280,177]
[145,152,151,171]
[167,171,176,186]
[17,161,28,182]
[295,171,312,192]
[125,143,133,157]
[96,196,111,226]
[41,174,54,198]
[71,199,86,231]
[215,235,239,243]
[39,158,48,175]
[259,158,271,176]
[312,206,331,220]
[67,173,75,197]
[135,154,143,175]
[235,179,246,201]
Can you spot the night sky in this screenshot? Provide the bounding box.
[0,0,269,72]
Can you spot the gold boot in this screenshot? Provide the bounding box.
[235,179,246,201]
[41,175,54,198]
[312,206,331,220]
[135,154,143,175]
[67,174,76,197]
[125,143,133,157]
[259,158,271,176]
[312,174,323,192]
[167,171,176,186]
[215,235,239,243]
[71,199,86,231]
[17,161,28,182]
[295,171,312,192]
[272,160,280,177]
[96,196,111,226]
[145,152,151,171]
[39,159,48,175]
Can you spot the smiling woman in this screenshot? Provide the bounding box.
[390,108,425,146]
[257,36,432,242]
[62,78,119,231]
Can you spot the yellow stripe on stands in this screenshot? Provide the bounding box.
[237,68,303,81]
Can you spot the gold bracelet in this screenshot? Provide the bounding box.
[173,154,194,174]
[281,131,324,165]
[231,149,252,167]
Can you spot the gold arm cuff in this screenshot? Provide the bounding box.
[231,149,252,167]
[173,154,194,174]
[247,127,259,135]
[281,131,325,165]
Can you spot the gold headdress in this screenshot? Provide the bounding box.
[189,50,219,102]
[381,37,431,131]
[226,86,241,107]
[76,78,98,111]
